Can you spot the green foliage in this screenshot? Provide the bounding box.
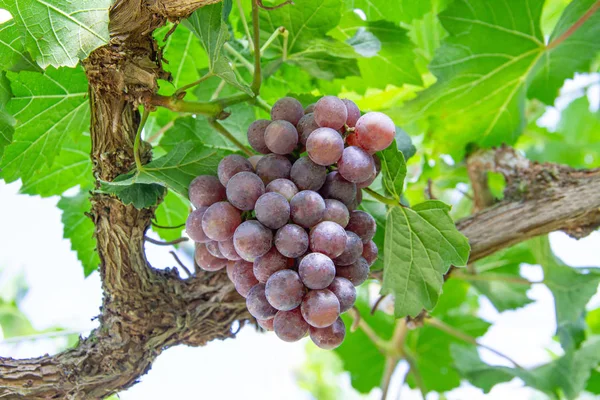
[379,140,408,200]
[152,191,190,241]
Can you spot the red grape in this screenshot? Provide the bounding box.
[201,201,242,241]
[274,224,309,258]
[255,192,290,229]
[362,240,378,266]
[334,231,364,266]
[301,289,340,328]
[309,221,346,258]
[266,178,298,201]
[298,253,336,290]
[226,171,265,211]
[336,257,369,286]
[185,206,210,243]
[346,132,360,147]
[206,240,225,259]
[265,269,305,311]
[233,220,273,261]
[347,189,363,211]
[346,210,376,243]
[247,119,271,154]
[342,99,360,127]
[319,171,357,206]
[355,112,395,153]
[290,190,326,228]
[327,277,356,313]
[253,246,289,283]
[274,307,309,342]
[304,103,316,114]
[271,97,304,126]
[246,283,277,320]
[264,120,298,155]
[188,175,226,208]
[195,243,227,272]
[219,238,242,261]
[257,318,274,331]
[290,156,327,191]
[322,199,350,228]
[255,154,292,184]
[297,113,320,145]
[337,146,376,183]
[306,127,344,166]
[218,154,254,186]
[230,259,259,297]
[309,317,346,350]
[248,155,263,169]
[314,96,347,130]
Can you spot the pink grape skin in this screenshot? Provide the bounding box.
[304,103,316,114]
[298,253,336,290]
[362,240,379,266]
[257,318,274,331]
[346,132,360,147]
[266,178,298,201]
[347,189,363,211]
[337,146,376,183]
[309,221,347,259]
[185,207,210,243]
[297,113,320,145]
[255,154,292,184]
[355,112,396,154]
[274,308,309,342]
[201,201,242,241]
[322,199,350,228]
[314,96,348,130]
[301,289,340,328]
[264,120,299,155]
[290,190,326,228]
[306,127,344,166]
[253,247,289,283]
[342,99,361,127]
[310,317,346,350]
[248,155,263,169]
[319,171,357,206]
[218,154,254,186]
[247,119,271,154]
[334,231,364,266]
[226,260,236,281]
[271,97,304,126]
[346,210,377,243]
[226,171,265,211]
[255,192,290,230]
[246,283,278,320]
[219,238,242,261]
[327,277,356,313]
[206,241,225,259]
[274,224,309,258]
[195,243,227,272]
[290,156,327,191]
[188,175,226,208]
[265,269,305,311]
[230,260,259,297]
[233,220,273,262]
[336,257,370,286]
[356,169,377,189]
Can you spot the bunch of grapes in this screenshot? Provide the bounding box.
[185,96,395,350]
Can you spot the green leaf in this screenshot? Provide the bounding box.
[394,127,416,160]
[103,141,230,199]
[0,72,15,160]
[379,139,407,200]
[58,191,100,277]
[103,183,167,209]
[1,66,89,184]
[0,20,40,72]
[0,0,111,68]
[0,301,35,338]
[152,191,190,241]
[382,201,470,317]
[528,0,600,104]
[345,0,442,24]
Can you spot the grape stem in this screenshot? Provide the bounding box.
[169,250,193,277]
[134,109,150,171]
[349,307,389,351]
[235,0,254,51]
[148,92,251,119]
[224,43,255,74]
[146,120,174,144]
[256,0,294,10]
[209,120,255,157]
[404,350,427,399]
[253,96,272,113]
[174,72,213,96]
[144,236,189,246]
[251,0,262,95]
[260,27,287,55]
[152,222,186,230]
[364,188,401,207]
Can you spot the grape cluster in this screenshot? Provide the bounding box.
[186,96,394,350]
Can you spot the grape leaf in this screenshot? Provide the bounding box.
[0,72,15,160]
[0,20,40,72]
[382,201,470,317]
[345,0,448,24]
[152,191,190,241]
[103,183,167,209]
[394,127,416,160]
[103,141,230,199]
[0,66,89,184]
[528,0,600,104]
[58,191,100,277]
[0,0,111,68]
[379,139,407,201]
[0,300,35,338]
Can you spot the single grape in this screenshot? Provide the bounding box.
[218,154,254,186]
[266,178,298,201]
[219,238,242,261]
[264,120,299,155]
[342,99,360,127]
[257,318,274,331]
[346,210,376,243]
[334,231,364,266]
[306,127,344,166]
[338,146,376,183]
[256,154,292,184]
[290,190,326,228]
[248,155,263,169]
[298,253,336,290]
[373,153,381,174]
[301,289,340,328]
[247,119,271,154]
[319,171,357,206]
[226,260,236,282]
[336,257,369,286]
[356,169,377,189]
[362,240,378,267]
[233,221,273,262]
[297,113,320,146]
[274,224,309,258]
[230,260,259,297]
[253,247,289,283]
[185,206,210,243]
[314,96,348,130]
[290,156,327,191]
[226,171,265,211]
[265,269,305,311]
[246,283,277,320]
[322,199,350,227]
[201,201,242,241]
[355,112,395,153]
[328,277,356,313]
[206,241,225,259]
[309,317,346,350]
[309,221,346,258]
[195,243,228,272]
[188,175,226,208]
[345,132,360,147]
[347,189,363,211]
[271,97,304,126]
[273,308,309,342]
[255,192,290,230]
[304,103,316,114]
